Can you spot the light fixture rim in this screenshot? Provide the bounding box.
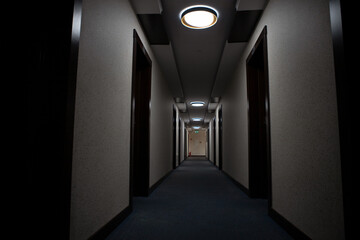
[179,5,219,29]
[181,6,217,18]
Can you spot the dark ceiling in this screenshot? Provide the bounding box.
[130,0,268,127]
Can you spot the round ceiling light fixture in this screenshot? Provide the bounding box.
[190,101,205,107]
[180,5,218,29]
[192,117,202,121]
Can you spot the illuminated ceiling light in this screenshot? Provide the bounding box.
[180,5,218,29]
[190,101,205,107]
[192,117,202,121]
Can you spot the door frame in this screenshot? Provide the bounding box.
[213,117,216,165]
[246,26,272,207]
[178,117,181,164]
[329,1,353,238]
[130,29,152,201]
[218,106,223,170]
[184,126,188,160]
[206,129,209,160]
[172,106,177,168]
[25,1,82,238]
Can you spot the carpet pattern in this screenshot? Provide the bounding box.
[106,158,292,240]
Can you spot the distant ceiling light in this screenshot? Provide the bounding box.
[193,126,201,129]
[190,101,205,107]
[192,117,202,121]
[180,5,218,29]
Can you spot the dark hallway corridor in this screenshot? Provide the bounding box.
[106,158,292,240]
[24,0,352,239]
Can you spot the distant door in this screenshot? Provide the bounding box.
[246,26,271,200]
[206,129,209,159]
[188,130,206,156]
[218,107,223,170]
[130,30,152,197]
[173,107,177,168]
[213,118,216,165]
[178,118,181,164]
[184,129,188,159]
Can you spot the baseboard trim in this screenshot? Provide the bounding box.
[269,208,311,240]
[149,170,172,195]
[222,170,310,239]
[222,170,250,196]
[89,205,132,240]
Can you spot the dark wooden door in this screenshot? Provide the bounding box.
[213,118,216,165]
[131,30,152,197]
[218,107,223,170]
[246,27,271,200]
[173,107,177,168]
[25,1,81,238]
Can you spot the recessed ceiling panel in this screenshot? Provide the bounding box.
[130,0,162,14]
[161,0,237,122]
[131,0,268,127]
[176,102,187,112]
[151,44,183,97]
[228,10,263,43]
[236,0,268,11]
[137,14,169,45]
[212,42,247,97]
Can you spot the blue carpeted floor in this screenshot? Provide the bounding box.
[106,158,293,240]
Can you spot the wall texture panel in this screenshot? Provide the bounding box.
[221,0,344,239]
[70,0,173,239]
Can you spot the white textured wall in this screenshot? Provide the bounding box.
[222,0,344,239]
[222,70,248,185]
[149,58,173,187]
[70,0,173,239]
